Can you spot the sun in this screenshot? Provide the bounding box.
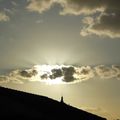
[42,77,64,85]
[21,64,85,85]
[30,65,66,85]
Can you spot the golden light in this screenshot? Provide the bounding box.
[29,65,67,85]
[27,64,83,84]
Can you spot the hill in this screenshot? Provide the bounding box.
[0,86,107,120]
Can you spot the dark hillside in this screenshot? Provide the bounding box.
[0,86,107,120]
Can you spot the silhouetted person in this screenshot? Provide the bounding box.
[60,96,64,103]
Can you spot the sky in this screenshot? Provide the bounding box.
[0,0,120,119]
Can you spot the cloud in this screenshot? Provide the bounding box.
[0,64,120,85]
[0,12,10,22]
[50,68,63,79]
[95,65,117,79]
[0,76,9,83]
[20,69,38,78]
[26,0,104,15]
[74,66,94,82]
[26,0,120,38]
[81,13,120,38]
[62,66,75,82]
[40,74,48,79]
[58,0,120,38]
[58,0,105,15]
[112,65,120,80]
[26,0,55,13]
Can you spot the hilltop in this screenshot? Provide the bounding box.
[0,86,107,120]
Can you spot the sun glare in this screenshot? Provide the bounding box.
[29,65,68,85]
[26,64,88,85]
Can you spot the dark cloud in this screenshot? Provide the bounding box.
[112,65,120,80]
[20,70,32,78]
[50,68,63,79]
[20,69,38,78]
[26,0,120,38]
[41,74,48,79]
[59,0,120,38]
[62,66,75,82]
[61,0,120,38]
[81,13,120,38]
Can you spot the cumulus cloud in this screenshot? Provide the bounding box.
[26,0,104,15]
[26,0,55,13]
[26,0,120,38]
[0,64,120,85]
[62,66,75,82]
[0,12,10,22]
[59,0,120,38]
[58,0,105,15]
[95,65,117,79]
[20,69,38,78]
[81,13,120,38]
[62,0,120,38]
[74,66,94,82]
[50,68,63,79]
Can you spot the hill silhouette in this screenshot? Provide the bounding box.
[0,86,107,120]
